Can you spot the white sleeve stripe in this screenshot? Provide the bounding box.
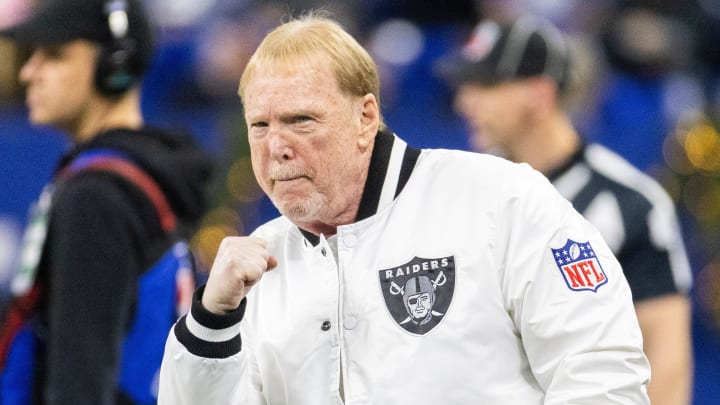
[185,309,242,343]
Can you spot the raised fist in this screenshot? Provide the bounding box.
[201,236,277,314]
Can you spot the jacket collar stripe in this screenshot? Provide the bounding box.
[376,136,407,213]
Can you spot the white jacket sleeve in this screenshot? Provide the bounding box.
[158,287,264,405]
[500,165,650,404]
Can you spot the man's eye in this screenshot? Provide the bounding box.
[248,122,268,138]
[40,46,63,59]
[408,298,418,305]
[293,116,312,124]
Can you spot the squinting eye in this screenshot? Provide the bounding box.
[248,122,268,139]
[39,46,63,59]
[293,116,312,124]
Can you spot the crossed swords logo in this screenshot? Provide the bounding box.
[389,270,448,325]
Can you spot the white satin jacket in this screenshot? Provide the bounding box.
[159,131,650,405]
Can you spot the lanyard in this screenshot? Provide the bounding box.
[11,184,54,296]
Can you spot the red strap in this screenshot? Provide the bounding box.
[0,283,43,368]
[61,159,176,232]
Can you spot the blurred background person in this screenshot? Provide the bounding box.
[0,0,213,403]
[437,16,693,404]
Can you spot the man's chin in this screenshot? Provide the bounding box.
[271,191,325,221]
[275,199,313,222]
[27,112,51,126]
[481,146,506,157]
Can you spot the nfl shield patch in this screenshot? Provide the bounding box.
[552,240,608,292]
[378,256,455,335]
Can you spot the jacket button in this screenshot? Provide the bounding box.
[343,315,357,330]
[321,321,331,331]
[343,234,357,248]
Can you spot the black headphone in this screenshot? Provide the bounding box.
[95,0,137,95]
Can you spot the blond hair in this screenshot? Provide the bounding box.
[238,10,384,125]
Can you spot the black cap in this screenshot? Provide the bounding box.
[436,16,571,89]
[0,0,155,78]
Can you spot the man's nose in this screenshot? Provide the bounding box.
[267,128,295,161]
[19,51,42,84]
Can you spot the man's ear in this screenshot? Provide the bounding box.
[358,93,379,150]
[528,76,559,114]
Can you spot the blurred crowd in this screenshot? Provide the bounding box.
[1,0,720,399]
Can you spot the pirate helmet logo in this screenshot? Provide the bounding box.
[379,256,455,335]
[403,275,436,325]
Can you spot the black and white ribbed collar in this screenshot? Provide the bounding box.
[300,128,420,245]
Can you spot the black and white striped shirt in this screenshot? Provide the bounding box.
[547,143,692,301]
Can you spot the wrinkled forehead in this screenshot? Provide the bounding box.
[30,38,99,55]
[245,59,334,92]
[241,61,352,120]
[241,51,339,97]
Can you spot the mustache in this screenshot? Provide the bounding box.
[269,165,312,181]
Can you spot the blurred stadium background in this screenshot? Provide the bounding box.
[1,0,719,402]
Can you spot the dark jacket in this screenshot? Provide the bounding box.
[37,127,213,404]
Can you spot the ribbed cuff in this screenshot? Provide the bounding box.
[174,285,246,358]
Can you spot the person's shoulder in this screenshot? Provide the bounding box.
[583,143,675,207]
[419,147,546,184]
[420,147,523,170]
[52,171,147,226]
[410,148,561,211]
[57,168,132,198]
[251,216,294,239]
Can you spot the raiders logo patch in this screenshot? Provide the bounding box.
[378,256,455,335]
[552,239,608,292]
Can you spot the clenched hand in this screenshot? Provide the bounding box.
[202,236,278,314]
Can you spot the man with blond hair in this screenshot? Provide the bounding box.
[159,12,650,404]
